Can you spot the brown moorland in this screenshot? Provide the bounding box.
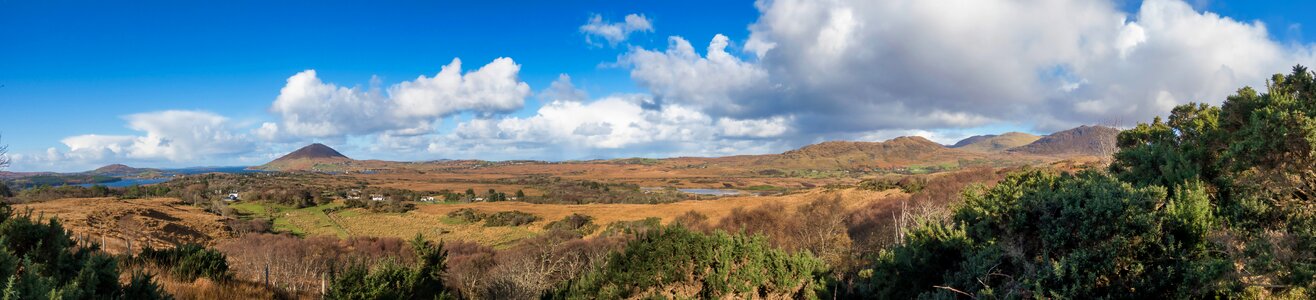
[16,197,232,254]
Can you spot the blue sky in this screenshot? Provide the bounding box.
[1,1,756,152]
[2,0,1315,171]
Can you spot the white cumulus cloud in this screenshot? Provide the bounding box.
[581,13,654,46]
[623,0,1316,136]
[429,76,795,160]
[267,57,531,139]
[622,34,769,116]
[19,110,257,170]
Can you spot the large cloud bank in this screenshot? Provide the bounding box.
[627,0,1315,133]
[16,0,1316,171]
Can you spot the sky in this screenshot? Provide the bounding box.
[2,0,1315,172]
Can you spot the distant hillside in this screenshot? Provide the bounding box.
[784,136,945,158]
[88,164,166,177]
[255,143,353,171]
[0,164,171,188]
[739,136,989,171]
[951,132,1041,152]
[1007,125,1119,157]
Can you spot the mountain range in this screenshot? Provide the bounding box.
[250,125,1120,172]
[1,125,1121,175]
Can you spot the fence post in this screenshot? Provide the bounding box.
[320,272,326,298]
[264,264,270,289]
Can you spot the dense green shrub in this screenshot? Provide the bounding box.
[856,178,900,191]
[483,211,540,227]
[598,217,662,236]
[858,176,926,193]
[863,170,1225,298]
[851,65,1316,299]
[1108,65,1316,296]
[446,208,485,223]
[326,235,452,299]
[121,271,172,299]
[533,179,685,204]
[138,244,231,281]
[557,226,828,299]
[0,203,169,299]
[0,182,12,198]
[543,213,599,235]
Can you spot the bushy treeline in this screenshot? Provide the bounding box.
[444,209,541,227]
[4,183,170,203]
[3,174,118,189]
[857,176,927,193]
[0,202,170,299]
[216,233,415,294]
[862,66,1316,298]
[343,197,416,213]
[533,179,686,204]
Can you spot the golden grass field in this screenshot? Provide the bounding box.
[237,188,901,248]
[351,162,852,191]
[17,197,233,254]
[14,187,904,251]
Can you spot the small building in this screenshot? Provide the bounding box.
[420,196,436,203]
[370,195,386,201]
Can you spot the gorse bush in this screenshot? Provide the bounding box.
[598,217,662,237]
[445,208,484,223]
[138,244,231,282]
[557,226,828,299]
[863,170,1225,298]
[533,179,685,204]
[0,182,12,198]
[860,65,1316,298]
[544,213,598,235]
[483,211,540,227]
[1106,65,1316,297]
[0,203,169,299]
[326,234,452,300]
[858,176,928,193]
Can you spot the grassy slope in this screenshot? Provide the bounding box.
[953,132,1041,152]
[229,202,349,238]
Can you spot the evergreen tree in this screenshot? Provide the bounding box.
[0,203,170,299]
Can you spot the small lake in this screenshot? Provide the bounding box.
[678,188,741,196]
[76,178,170,188]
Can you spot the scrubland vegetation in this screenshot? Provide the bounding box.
[859,66,1316,298]
[0,203,169,299]
[4,66,1316,298]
